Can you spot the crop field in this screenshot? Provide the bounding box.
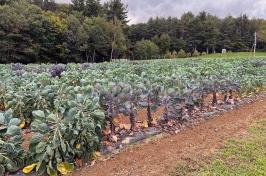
[0,57,266,175]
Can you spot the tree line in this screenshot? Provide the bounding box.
[0,0,266,63]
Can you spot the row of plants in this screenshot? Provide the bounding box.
[0,58,265,175]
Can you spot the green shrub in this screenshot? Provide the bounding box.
[164,50,179,59]
[164,51,172,59]
[164,50,177,59]
[134,39,159,60]
[177,49,187,58]
[172,50,178,58]
[201,52,207,55]
[192,50,200,57]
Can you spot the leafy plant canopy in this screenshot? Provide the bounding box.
[0,57,265,175]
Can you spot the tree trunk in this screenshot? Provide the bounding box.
[93,49,96,63]
[85,49,89,63]
[110,47,114,61]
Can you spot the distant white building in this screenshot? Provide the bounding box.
[222,49,227,54]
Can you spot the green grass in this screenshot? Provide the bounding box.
[198,52,266,59]
[170,118,266,176]
[132,52,266,62]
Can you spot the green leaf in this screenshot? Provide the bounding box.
[2,142,15,154]
[65,108,77,123]
[138,102,148,107]
[61,141,67,153]
[30,133,43,145]
[5,160,18,172]
[36,142,46,154]
[74,86,81,92]
[36,161,46,175]
[0,113,5,124]
[31,122,48,133]
[9,135,23,145]
[59,107,65,114]
[32,110,45,120]
[91,110,105,120]
[0,165,5,176]
[76,94,84,103]
[47,113,57,123]
[46,146,54,158]
[0,155,4,163]
[47,166,58,176]
[4,109,13,121]
[124,101,131,109]
[88,122,95,129]
[5,125,21,136]
[52,137,60,147]
[8,118,20,127]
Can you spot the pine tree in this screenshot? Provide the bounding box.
[104,0,128,25]
[71,0,85,12]
[43,0,56,11]
[84,0,102,17]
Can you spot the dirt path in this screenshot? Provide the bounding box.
[72,96,266,176]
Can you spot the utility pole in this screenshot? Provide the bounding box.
[254,32,257,57]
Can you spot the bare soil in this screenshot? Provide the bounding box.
[72,96,266,176]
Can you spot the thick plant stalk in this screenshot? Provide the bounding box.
[229,90,233,99]
[129,106,136,130]
[163,106,169,122]
[108,103,115,135]
[162,96,169,122]
[200,94,204,110]
[212,91,217,106]
[187,105,193,117]
[224,91,228,103]
[0,103,4,111]
[181,100,187,119]
[109,117,115,135]
[147,94,153,127]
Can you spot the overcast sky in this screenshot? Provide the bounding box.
[56,0,266,24]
